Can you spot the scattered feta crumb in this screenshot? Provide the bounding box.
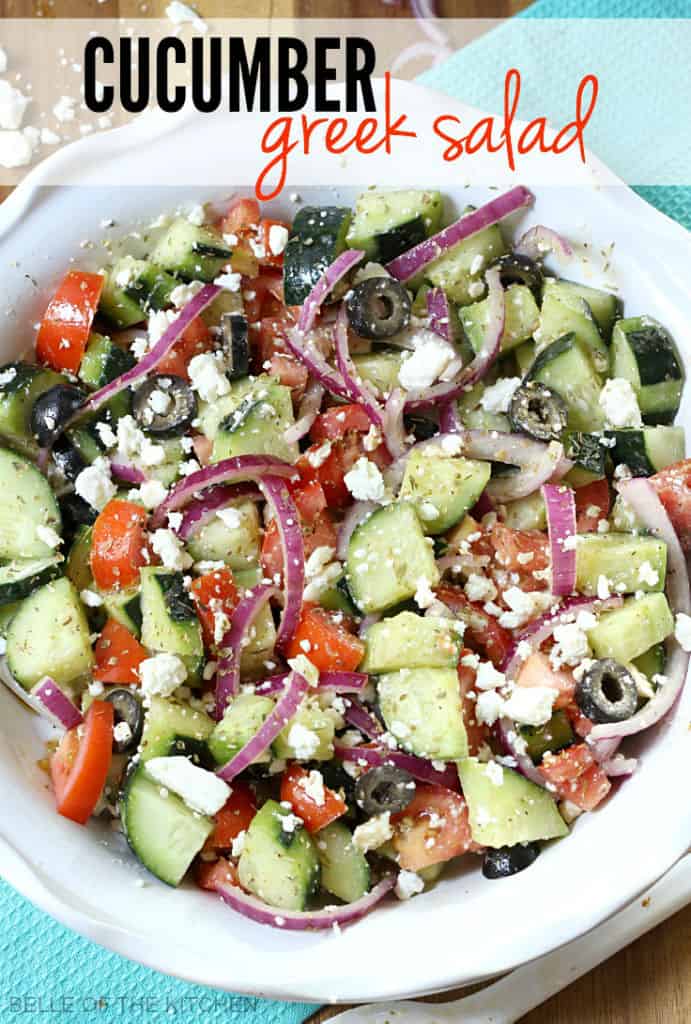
[139,653,187,698]
[0,129,33,168]
[353,812,393,853]
[80,588,103,608]
[53,95,76,123]
[464,573,497,603]
[75,457,117,510]
[113,721,132,746]
[479,377,522,414]
[188,351,231,403]
[0,80,30,130]
[637,560,660,587]
[297,769,325,806]
[214,271,242,292]
[484,760,504,786]
[285,721,321,759]
[231,830,246,857]
[398,334,457,390]
[502,685,557,727]
[674,613,691,652]
[475,689,505,726]
[498,588,552,630]
[395,869,425,900]
[413,575,436,610]
[551,622,591,667]
[267,224,289,256]
[344,457,385,502]
[475,661,506,691]
[36,524,61,549]
[138,479,168,510]
[596,574,612,600]
[146,756,230,816]
[169,280,204,308]
[150,528,192,571]
[599,378,642,428]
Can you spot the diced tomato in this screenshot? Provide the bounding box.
[434,584,513,668]
[90,499,150,591]
[515,651,575,710]
[539,743,611,811]
[221,197,260,236]
[575,478,610,533]
[191,568,239,649]
[260,479,334,582]
[258,218,291,268]
[268,352,309,391]
[298,433,371,508]
[156,315,212,380]
[192,434,213,466]
[50,700,114,825]
[310,404,373,443]
[36,271,104,374]
[290,477,328,524]
[285,604,364,673]
[650,459,691,552]
[490,523,550,588]
[391,783,478,870]
[93,618,148,684]
[203,782,256,852]
[280,763,347,833]
[196,857,239,892]
[458,655,487,755]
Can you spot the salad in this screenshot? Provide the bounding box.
[1,184,690,932]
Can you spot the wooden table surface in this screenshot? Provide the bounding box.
[0,0,689,1020]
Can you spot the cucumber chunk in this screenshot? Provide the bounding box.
[345,502,439,614]
[346,189,443,262]
[316,821,370,903]
[423,220,506,306]
[526,333,605,432]
[101,585,142,637]
[503,491,547,531]
[238,800,320,911]
[460,284,540,355]
[538,281,609,372]
[78,332,135,390]
[0,447,62,560]
[632,643,666,681]
[605,426,685,477]
[66,524,93,593]
[284,206,352,306]
[399,450,491,535]
[209,693,275,766]
[362,610,460,674]
[542,279,621,342]
[6,577,93,690]
[610,317,684,425]
[563,431,607,484]
[139,696,215,762]
[575,533,666,596]
[150,218,232,282]
[520,710,575,763]
[0,555,63,606]
[352,349,403,394]
[121,767,213,886]
[458,757,568,847]
[377,667,468,760]
[232,566,278,679]
[140,568,203,683]
[586,593,674,663]
[0,363,66,455]
[211,378,298,464]
[186,498,260,570]
[273,699,339,762]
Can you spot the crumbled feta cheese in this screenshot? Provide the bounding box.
[148,308,178,347]
[297,769,325,806]
[231,830,246,857]
[214,271,242,292]
[113,721,132,746]
[303,545,342,602]
[36,524,61,549]
[75,457,117,510]
[502,685,557,727]
[353,261,391,285]
[40,127,61,146]
[53,95,76,123]
[0,80,30,129]
[475,661,506,691]
[464,573,497,603]
[280,812,303,834]
[188,351,231,403]
[674,612,691,652]
[267,224,289,256]
[560,800,583,825]
[186,202,206,224]
[139,653,187,698]
[344,457,386,502]
[398,334,456,390]
[169,280,204,308]
[498,588,552,630]
[484,760,504,786]
[395,869,425,900]
[475,689,505,726]
[285,721,321,759]
[551,622,591,667]
[80,588,103,608]
[418,501,439,522]
[88,680,105,697]
[214,506,242,530]
[287,653,320,688]
[0,365,16,386]
[306,441,332,468]
[638,560,660,587]
[353,812,393,853]
[599,378,642,428]
[479,377,522,414]
[596,574,612,600]
[413,576,436,610]
[138,479,168,510]
[0,129,33,168]
[150,528,192,571]
[516,639,533,661]
[146,757,229,816]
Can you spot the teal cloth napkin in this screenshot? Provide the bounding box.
[2,3,689,1022]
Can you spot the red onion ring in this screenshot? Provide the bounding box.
[494,716,547,787]
[426,287,453,341]
[514,225,573,263]
[213,874,395,931]
[110,460,148,485]
[439,401,463,434]
[382,387,409,459]
[334,306,385,429]
[297,249,364,334]
[334,741,460,790]
[283,327,352,401]
[342,697,384,740]
[386,186,534,283]
[284,378,325,445]
[216,670,309,782]
[542,483,577,596]
[255,670,368,697]
[336,500,377,560]
[150,455,297,530]
[175,483,262,542]
[259,475,304,651]
[33,676,83,731]
[215,584,279,718]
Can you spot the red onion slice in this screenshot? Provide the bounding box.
[426,287,452,341]
[403,268,505,411]
[284,378,325,445]
[336,500,377,560]
[386,186,534,282]
[214,874,395,931]
[283,326,352,401]
[334,306,384,430]
[439,401,463,434]
[150,455,296,529]
[494,716,547,787]
[215,584,279,718]
[334,742,460,790]
[176,483,262,542]
[259,475,304,651]
[382,387,409,459]
[110,459,148,485]
[602,755,638,777]
[82,283,220,415]
[542,483,577,596]
[342,697,384,740]
[216,670,309,782]
[486,440,568,503]
[297,249,364,334]
[256,670,368,697]
[33,676,83,730]
[514,225,573,263]
[589,478,691,741]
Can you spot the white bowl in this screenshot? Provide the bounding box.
[0,80,689,1004]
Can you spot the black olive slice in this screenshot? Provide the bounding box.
[221,313,250,380]
[104,688,144,754]
[31,384,88,447]
[509,381,568,442]
[489,253,544,297]
[132,374,197,438]
[354,765,416,816]
[346,278,411,340]
[576,659,638,724]
[482,842,540,879]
